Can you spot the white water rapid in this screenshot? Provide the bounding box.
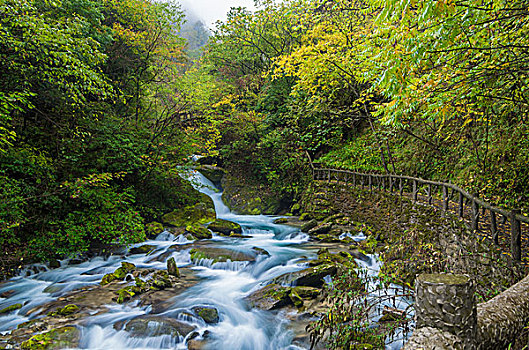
[0,170,412,349]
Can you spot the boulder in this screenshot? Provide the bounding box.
[308,223,333,235]
[192,306,219,324]
[101,262,136,286]
[289,286,320,308]
[252,247,270,256]
[207,219,242,236]
[167,257,180,277]
[272,265,337,288]
[299,213,313,221]
[129,245,156,255]
[301,219,318,233]
[273,218,288,224]
[20,326,80,350]
[124,316,195,338]
[0,303,22,314]
[185,225,212,240]
[162,202,216,228]
[196,166,225,187]
[245,284,292,310]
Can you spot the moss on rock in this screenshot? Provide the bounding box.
[162,201,216,228]
[20,326,80,350]
[207,219,242,236]
[0,303,22,314]
[185,225,212,240]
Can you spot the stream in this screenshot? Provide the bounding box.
[0,171,412,349]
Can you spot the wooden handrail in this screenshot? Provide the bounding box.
[311,165,527,262]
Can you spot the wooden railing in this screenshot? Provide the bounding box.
[310,163,529,262]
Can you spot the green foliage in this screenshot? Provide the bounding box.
[0,0,215,268]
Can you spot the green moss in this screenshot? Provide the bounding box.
[0,303,22,314]
[101,262,135,285]
[161,202,216,228]
[185,225,212,239]
[207,219,242,236]
[116,287,135,304]
[145,221,164,238]
[48,304,79,317]
[21,326,80,350]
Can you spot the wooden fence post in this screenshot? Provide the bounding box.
[369,175,373,192]
[472,198,479,231]
[327,170,331,183]
[413,180,418,202]
[511,209,522,262]
[443,186,449,212]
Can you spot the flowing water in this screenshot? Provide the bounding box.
[0,170,412,349]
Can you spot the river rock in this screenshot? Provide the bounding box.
[0,303,22,314]
[129,245,156,255]
[207,219,242,236]
[196,165,225,187]
[20,326,80,349]
[189,247,255,263]
[123,316,196,338]
[192,306,219,324]
[167,257,180,277]
[289,286,320,308]
[273,218,288,224]
[252,247,270,256]
[308,223,333,235]
[162,202,216,228]
[272,264,337,288]
[301,219,318,232]
[299,213,313,221]
[185,225,212,239]
[245,284,292,310]
[101,262,136,285]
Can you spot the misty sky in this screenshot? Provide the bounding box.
[179,0,256,27]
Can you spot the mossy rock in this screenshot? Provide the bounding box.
[221,175,283,215]
[20,326,80,350]
[0,303,22,314]
[189,247,255,264]
[299,213,313,221]
[193,306,219,324]
[150,270,172,290]
[196,166,225,187]
[115,287,136,304]
[207,219,242,236]
[162,202,216,228]
[167,257,180,277]
[185,225,212,240]
[252,247,270,256]
[308,222,333,235]
[290,203,301,215]
[245,284,292,310]
[273,218,288,224]
[129,245,156,255]
[48,304,79,317]
[301,219,318,232]
[289,286,320,308]
[272,264,337,288]
[146,222,164,239]
[101,262,136,286]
